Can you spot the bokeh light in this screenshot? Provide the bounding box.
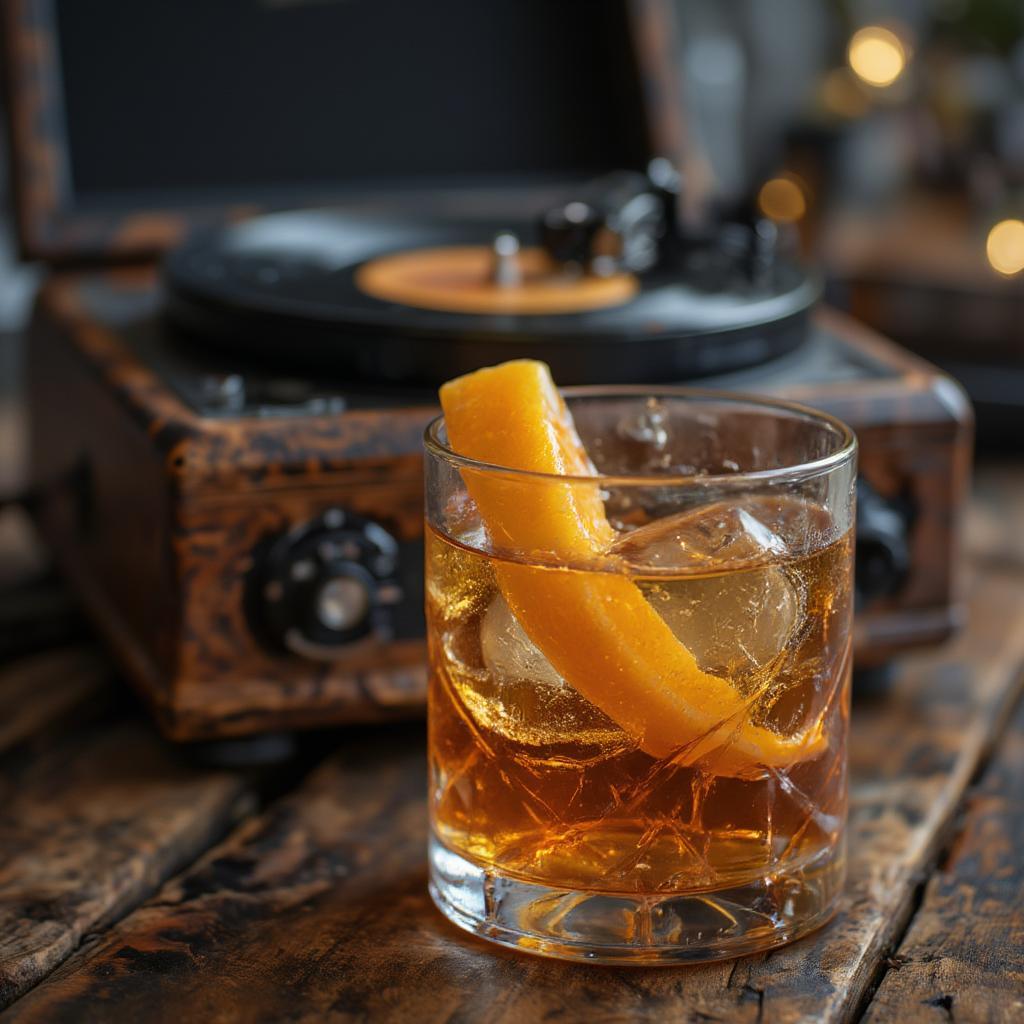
[757,174,808,223]
[847,26,907,88]
[986,219,1024,276]
[821,67,870,118]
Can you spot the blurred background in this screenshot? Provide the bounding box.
[0,0,1020,683]
[674,0,1024,448]
[2,0,1024,442]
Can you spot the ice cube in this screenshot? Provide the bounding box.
[602,398,680,476]
[446,593,629,751]
[480,591,567,691]
[612,501,789,572]
[617,400,670,451]
[612,502,803,690]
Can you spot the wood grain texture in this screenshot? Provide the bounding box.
[862,698,1024,1024]
[30,274,433,741]
[802,310,974,668]
[0,718,255,1010]
[966,459,1024,571]
[0,647,109,757]
[7,564,1024,1024]
[30,272,974,739]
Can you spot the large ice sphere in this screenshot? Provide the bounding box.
[612,501,804,691]
[447,593,629,752]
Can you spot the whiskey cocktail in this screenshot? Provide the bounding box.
[426,362,855,963]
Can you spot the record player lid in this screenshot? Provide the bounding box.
[2,0,688,264]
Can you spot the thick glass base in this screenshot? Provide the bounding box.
[429,834,843,965]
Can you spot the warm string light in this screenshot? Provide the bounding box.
[847,26,907,88]
[986,219,1024,277]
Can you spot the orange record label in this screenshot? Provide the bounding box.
[355,245,638,315]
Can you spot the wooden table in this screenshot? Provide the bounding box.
[1,462,1023,1023]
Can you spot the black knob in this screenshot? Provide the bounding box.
[249,509,402,660]
[539,170,667,275]
[855,480,912,606]
[540,200,604,270]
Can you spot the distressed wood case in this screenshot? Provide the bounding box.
[27,270,972,739]
[29,270,433,739]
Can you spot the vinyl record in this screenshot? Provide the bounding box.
[163,208,820,385]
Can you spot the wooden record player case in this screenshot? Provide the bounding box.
[3,0,973,740]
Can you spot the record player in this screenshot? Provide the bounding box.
[4,0,972,741]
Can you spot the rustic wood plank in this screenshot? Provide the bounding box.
[0,648,110,758]
[0,343,268,1007]
[7,562,1024,1024]
[0,508,47,592]
[0,718,256,1010]
[0,344,43,588]
[861,697,1024,1023]
[966,459,1024,571]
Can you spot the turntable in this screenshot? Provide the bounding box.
[161,177,818,386]
[4,0,972,740]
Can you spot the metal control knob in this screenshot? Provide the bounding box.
[539,170,666,275]
[854,480,913,606]
[249,508,403,660]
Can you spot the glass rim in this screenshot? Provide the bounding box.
[424,384,858,487]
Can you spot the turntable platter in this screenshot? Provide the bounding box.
[163,209,820,385]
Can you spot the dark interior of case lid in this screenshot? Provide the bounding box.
[55,0,651,212]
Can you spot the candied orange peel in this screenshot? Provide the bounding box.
[439,359,825,774]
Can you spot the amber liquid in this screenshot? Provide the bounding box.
[427,505,852,897]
